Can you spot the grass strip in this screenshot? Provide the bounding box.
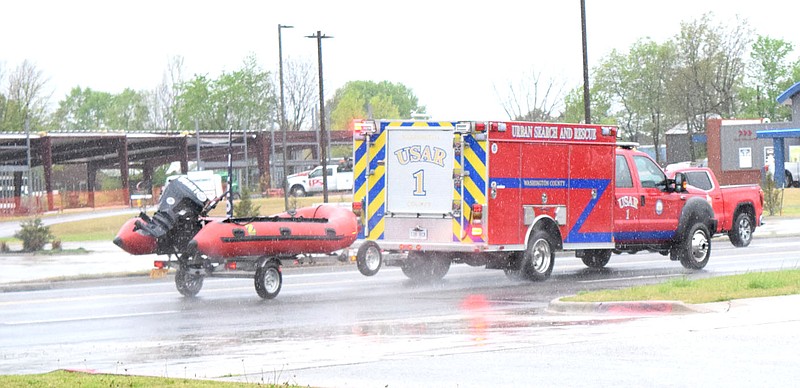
[0,369,298,387]
[562,270,800,304]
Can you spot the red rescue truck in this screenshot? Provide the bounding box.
[350,120,716,281]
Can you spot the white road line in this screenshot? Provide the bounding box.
[3,310,179,325]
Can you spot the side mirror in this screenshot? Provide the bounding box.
[673,172,688,192]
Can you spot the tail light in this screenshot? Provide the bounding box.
[470,204,484,236]
[154,261,166,269]
[471,203,483,223]
[352,201,363,217]
[474,122,486,132]
[225,261,237,270]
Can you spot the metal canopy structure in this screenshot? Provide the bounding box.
[757,81,800,187]
[0,129,351,212]
[756,128,800,187]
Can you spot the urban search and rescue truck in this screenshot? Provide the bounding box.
[349,120,717,282]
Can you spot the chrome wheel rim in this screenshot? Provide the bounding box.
[531,239,552,273]
[262,267,280,294]
[738,217,752,242]
[691,229,709,260]
[365,247,380,271]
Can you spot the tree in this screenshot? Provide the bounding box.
[594,48,648,143]
[328,81,423,130]
[670,13,752,160]
[740,35,795,121]
[51,87,114,130]
[495,68,565,122]
[1,60,50,131]
[148,56,184,131]
[108,88,149,131]
[175,54,276,131]
[282,58,316,131]
[561,85,613,126]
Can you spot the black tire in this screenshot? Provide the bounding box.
[671,223,711,270]
[356,241,382,276]
[580,249,612,268]
[254,258,282,299]
[290,185,306,197]
[503,252,523,280]
[785,171,794,188]
[728,212,753,248]
[175,264,203,297]
[401,252,451,281]
[521,229,556,281]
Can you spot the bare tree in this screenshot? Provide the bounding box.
[495,68,566,122]
[148,56,184,131]
[3,60,51,131]
[282,58,316,131]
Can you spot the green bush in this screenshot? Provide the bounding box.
[14,218,54,252]
[233,187,261,217]
[761,173,782,216]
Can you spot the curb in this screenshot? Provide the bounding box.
[546,297,711,315]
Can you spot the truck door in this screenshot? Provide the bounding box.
[383,124,456,243]
[487,141,521,244]
[613,154,641,242]
[632,155,682,240]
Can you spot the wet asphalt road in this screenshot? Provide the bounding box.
[1,237,799,386]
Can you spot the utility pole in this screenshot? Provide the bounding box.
[278,24,293,210]
[580,0,591,124]
[306,30,333,203]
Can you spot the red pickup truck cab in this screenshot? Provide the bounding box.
[667,167,764,247]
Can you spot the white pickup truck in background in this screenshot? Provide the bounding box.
[286,160,354,197]
[765,161,800,187]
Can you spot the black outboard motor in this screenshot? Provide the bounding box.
[135,176,209,243]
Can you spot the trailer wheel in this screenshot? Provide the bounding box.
[580,249,612,268]
[401,252,451,281]
[521,229,555,281]
[671,223,711,270]
[728,212,753,248]
[254,258,282,299]
[175,264,203,297]
[356,241,382,276]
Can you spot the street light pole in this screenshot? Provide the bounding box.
[306,30,333,203]
[278,24,294,210]
[580,0,591,124]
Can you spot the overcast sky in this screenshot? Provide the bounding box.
[3,0,799,122]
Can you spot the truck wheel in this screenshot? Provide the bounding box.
[728,212,753,248]
[671,223,711,270]
[356,241,382,276]
[581,249,612,268]
[290,185,306,197]
[521,230,555,281]
[401,252,451,281]
[785,171,794,188]
[504,252,523,280]
[254,258,282,299]
[175,264,203,297]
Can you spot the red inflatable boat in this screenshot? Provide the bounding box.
[113,176,359,300]
[188,204,358,258]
